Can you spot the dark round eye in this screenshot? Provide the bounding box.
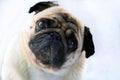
[35,18,57,32]
[35,19,47,32]
[66,29,78,53]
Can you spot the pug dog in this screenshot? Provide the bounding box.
[1,1,95,80]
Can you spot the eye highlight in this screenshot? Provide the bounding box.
[66,29,78,53]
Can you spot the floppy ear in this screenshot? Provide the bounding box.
[28,1,58,14]
[82,26,95,58]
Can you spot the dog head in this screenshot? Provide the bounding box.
[23,1,94,74]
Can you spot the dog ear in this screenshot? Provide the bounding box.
[82,26,95,58]
[28,1,58,14]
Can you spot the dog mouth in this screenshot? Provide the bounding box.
[29,32,66,68]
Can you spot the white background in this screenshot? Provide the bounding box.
[0,0,120,80]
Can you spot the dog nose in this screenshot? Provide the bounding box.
[49,32,61,40]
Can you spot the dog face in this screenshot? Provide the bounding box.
[24,1,94,73]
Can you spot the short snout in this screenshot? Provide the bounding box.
[29,32,66,68]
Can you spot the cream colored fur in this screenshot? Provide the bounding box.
[1,34,86,80]
[1,7,86,80]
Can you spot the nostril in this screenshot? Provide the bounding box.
[50,33,61,40]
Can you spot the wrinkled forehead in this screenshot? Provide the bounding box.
[30,6,84,28]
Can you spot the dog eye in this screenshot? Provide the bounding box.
[35,20,47,32]
[35,18,57,32]
[66,30,78,53]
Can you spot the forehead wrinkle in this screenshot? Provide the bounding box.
[30,6,84,36]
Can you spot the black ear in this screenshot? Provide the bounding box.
[82,26,95,58]
[29,1,58,14]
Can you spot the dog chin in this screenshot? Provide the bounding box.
[31,50,81,76]
[39,65,70,76]
[28,56,66,76]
